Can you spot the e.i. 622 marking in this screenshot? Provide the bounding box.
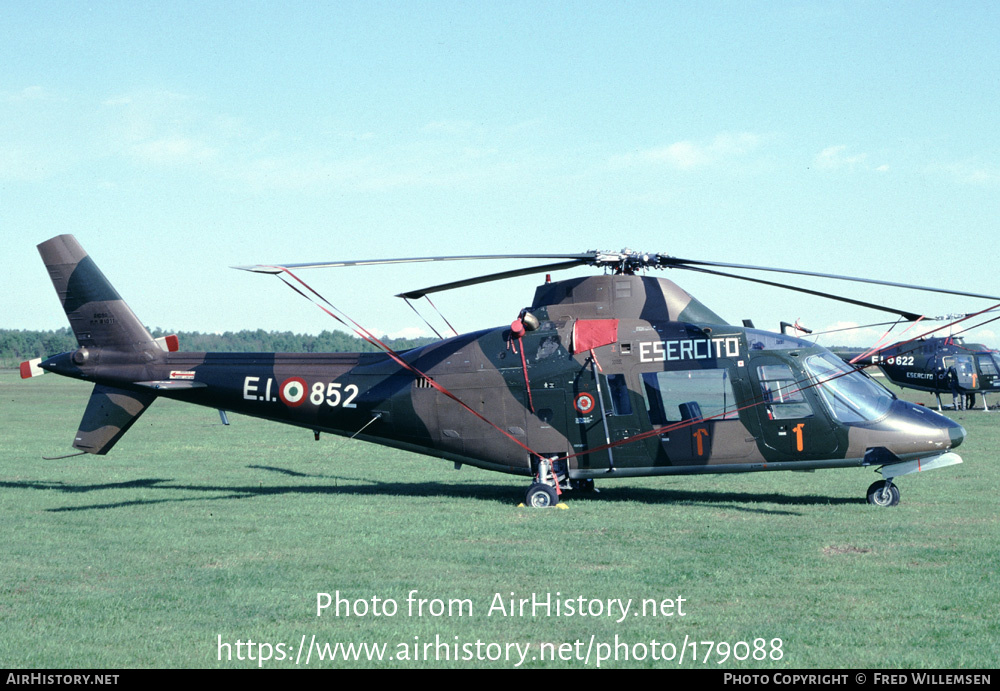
[873,355,915,366]
[243,376,358,409]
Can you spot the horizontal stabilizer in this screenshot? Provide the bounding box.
[73,384,157,455]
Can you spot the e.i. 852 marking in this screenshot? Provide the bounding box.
[243,376,359,409]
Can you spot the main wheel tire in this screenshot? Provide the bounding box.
[525,483,559,508]
[866,480,901,507]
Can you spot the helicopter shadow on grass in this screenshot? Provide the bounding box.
[0,478,248,513]
[1,475,518,513]
[568,485,862,514]
[242,465,863,512]
[1,467,862,514]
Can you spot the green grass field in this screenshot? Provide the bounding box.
[1,370,997,669]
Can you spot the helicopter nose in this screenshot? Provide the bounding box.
[949,422,966,449]
[929,407,966,449]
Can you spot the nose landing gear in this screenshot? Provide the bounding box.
[863,450,964,507]
[866,479,900,507]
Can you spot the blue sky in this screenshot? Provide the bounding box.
[3,1,998,347]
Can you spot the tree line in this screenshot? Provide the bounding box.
[0,327,436,368]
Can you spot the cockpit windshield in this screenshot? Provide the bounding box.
[804,352,895,423]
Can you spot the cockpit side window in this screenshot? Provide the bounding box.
[978,356,998,377]
[756,364,815,420]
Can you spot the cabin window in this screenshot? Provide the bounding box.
[641,368,738,425]
[606,374,633,416]
[756,364,814,420]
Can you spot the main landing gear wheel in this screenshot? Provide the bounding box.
[866,480,901,507]
[525,482,559,508]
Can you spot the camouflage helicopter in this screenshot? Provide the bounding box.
[21,235,994,508]
[834,334,1000,411]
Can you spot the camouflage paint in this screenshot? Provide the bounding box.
[33,235,966,494]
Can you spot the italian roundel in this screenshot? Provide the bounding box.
[574,392,596,414]
[279,377,308,406]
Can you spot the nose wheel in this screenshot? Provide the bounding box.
[866,480,900,507]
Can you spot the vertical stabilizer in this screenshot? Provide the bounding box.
[35,235,162,455]
[37,235,155,349]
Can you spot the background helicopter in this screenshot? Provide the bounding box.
[784,307,1000,412]
[831,332,1000,412]
[22,236,997,508]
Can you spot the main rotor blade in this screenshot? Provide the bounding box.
[233,253,596,274]
[662,257,1000,303]
[678,265,925,320]
[396,260,588,299]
